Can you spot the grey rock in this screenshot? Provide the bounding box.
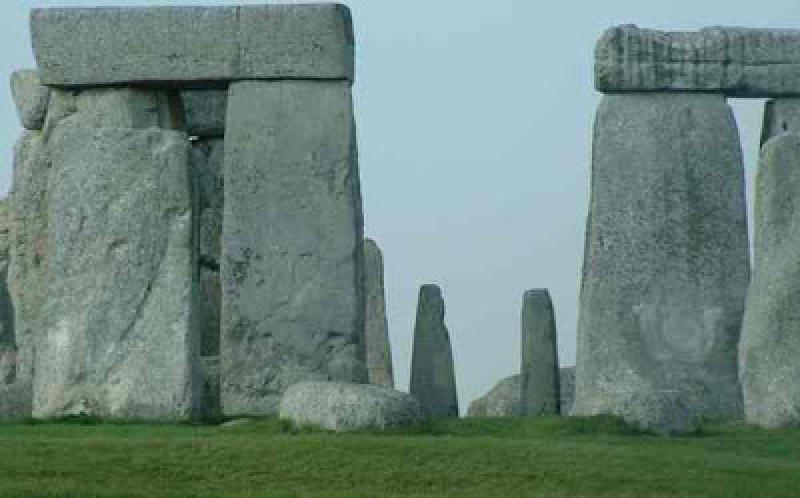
[467,375,521,417]
[32,126,198,419]
[575,94,749,434]
[43,87,185,138]
[10,70,50,130]
[32,5,354,86]
[559,366,575,416]
[182,91,226,138]
[410,284,458,418]
[279,381,422,431]
[761,99,800,146]
[364,238,394,388]
[198,356,221,420]
[0,382,32,420]
[520,289,560,416]
[0,198,19,418]
[221,80,366,416]
[741,133,800,428]
[595,26,800,97]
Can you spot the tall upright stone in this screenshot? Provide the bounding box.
[409,284,458,418]
[221,80,366,416]
[364,238,394,388]
[575,94,750,433]
[741,133,800,428]
[520,289,560,416]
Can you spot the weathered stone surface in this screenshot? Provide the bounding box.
[33,126,198,419]
[741,133,800,428]
[761,99,800,146]
[410,285,458,418]
[0,199,25,419]
[32,5,354,86]
[520,289,560,416]
[595,25,800,97]
[182,90,226,138]
[221,80,366,416]
[364,238,394,388]
[575,94,749,434]
[279,381,422,431]
[467,375,521,417]
[43,87,185,137]
[559,366,575,416]
[10,70,50,130]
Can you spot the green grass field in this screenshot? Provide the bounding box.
[0,415,798,498]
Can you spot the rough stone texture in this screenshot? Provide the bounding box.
[0,199,26,419]
[10,70,50,130]
[32,5,354,86]
[467,375,521,417]
[560,366,575,416]
[43,87,185,138]
[221,80,366,417]
[520,289,560,416]
[575,94,749,434]
[182,90,226,138]
[5,131,50,419]
[280,381,422,431]
[761,99,800,146]
[364,238,394,388]
[33,126,198,419]
[741,133,800,428]
[410,285,458,418]
[595,26,800,97]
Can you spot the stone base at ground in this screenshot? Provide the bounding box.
[279,382,422,431]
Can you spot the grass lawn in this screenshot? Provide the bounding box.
[0,415,798,497]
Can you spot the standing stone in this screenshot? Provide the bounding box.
[409,284,458,418]
[520,289,560,416]
[467,375,521,417]
[575,94,749,434]
[364,238,394,388]
[10,70,50,130]
[761,100,800,146]
[221,80,366,416]
[33,126,197,419]
[741,133,800,428]
[559,366,576,416]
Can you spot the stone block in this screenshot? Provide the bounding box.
[182,91,226,138]
[520,289,560,416]
[10,70,50,130]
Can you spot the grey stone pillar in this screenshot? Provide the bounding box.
[409,284,458,418]
[365,238,394,388]
[575,94,749,434]
[520,289,560,416]
[761,99,800,146]
[220,80,366,416]
[741,133,800,428]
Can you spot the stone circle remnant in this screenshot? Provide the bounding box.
[520,289,560,416]
[364,238,394,388]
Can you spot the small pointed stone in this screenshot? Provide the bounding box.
[409,284,458,418]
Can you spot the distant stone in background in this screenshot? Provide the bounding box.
[559,366,575,416]
[279,381,422,431]
[364,238,394,388]
[520,289,560,415]
[182,90,227,138]
[741,133,800,428]
[221,80,366,416]
[576,94,749,434]
[10,70,50,130]
[761,99,800,146]
[467,375,520,417]
[595,26,800,97]
[410,284,458,418]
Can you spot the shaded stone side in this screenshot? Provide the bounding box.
[596,26,800,97]
[33,126,197,419]
[32,5,354,86]
[409,284,458,418]
[520,289,560,416]
[559,366,575,416]
[364,238,394,388]
[741,133,800,428]
[575,94,749,434]
[761,99,800,146]
[182,91,226,138]
[221,80,366,416]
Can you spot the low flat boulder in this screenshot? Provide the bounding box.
[468,375,521,417]
[279,382,423,431]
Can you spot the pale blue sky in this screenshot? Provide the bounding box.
[1,0,794,411]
